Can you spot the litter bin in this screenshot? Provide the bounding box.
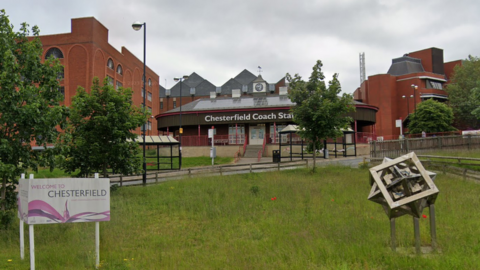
[272,150,280,163]
[324,149,329,159]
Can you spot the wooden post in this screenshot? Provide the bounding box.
[155,172,158,183]
[250,164,252,173]
[278,162,280,171]
[220,166,223,176]
[188,169,191,178]
[120,175,123,187]
[390,218,396,252]
[414,217,421,255]
[463,169,467,180]
[429,204,437,250]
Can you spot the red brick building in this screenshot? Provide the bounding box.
[354,48,462,140]
[37,17,159,135]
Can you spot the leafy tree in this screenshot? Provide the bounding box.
[287,60,354,171]
[0,10,67,223]
[57,77,148,177]
[446,55,480,129]
[407,99,456,134]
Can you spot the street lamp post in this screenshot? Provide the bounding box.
[132,21,147,185]
[174,75,189,170]
[402,94,414,118]
[411,84,419,113]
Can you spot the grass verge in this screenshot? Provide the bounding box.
[1,166,479,269]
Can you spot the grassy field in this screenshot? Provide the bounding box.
[2,165,480,269]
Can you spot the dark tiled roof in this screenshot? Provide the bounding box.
[233,69,257,85]
[387,56,425,76]
[184,72,204,88]
[221,78,243,95]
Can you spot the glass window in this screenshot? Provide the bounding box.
[270,124,286,143]
[427,80,443,90]
[148,92,152,101]
[116,65,123,75]
[116,81,123,90]
[57,67,64,80]
[160,102,163,109]
[141,88,145,98]
[173,101,176,108]
[107,59,114,69]
[107,76,114,86]
[148,78,152,87]
[58,86,65,96]
[45,47,63,59]
[229,124,245,144]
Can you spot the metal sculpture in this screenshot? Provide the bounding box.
[368,152,439,253]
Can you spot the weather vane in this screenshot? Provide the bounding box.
[258,66,262,75]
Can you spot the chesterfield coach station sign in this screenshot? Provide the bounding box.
[204,112,293,122]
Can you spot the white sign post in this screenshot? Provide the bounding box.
[18,173,110,269]
[209,126,216,166]
[395,119,403,139]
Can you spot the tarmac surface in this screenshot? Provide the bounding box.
[235,155,368,168]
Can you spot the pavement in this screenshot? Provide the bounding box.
[235,155,369,168]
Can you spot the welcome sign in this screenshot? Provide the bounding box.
[18,178,110,224]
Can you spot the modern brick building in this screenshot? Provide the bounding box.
[353,48,462,140]
[37,17,159,135]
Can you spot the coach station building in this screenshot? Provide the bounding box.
[156,72,378,157]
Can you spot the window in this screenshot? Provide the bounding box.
[242,85,248,93]
[57,67,64,80]
[173,101,177,108]
[107,58,114,69]
[269,84,275,92]
[141,88,145,98]
[160,101,163,109]
[166,89,171,96]
[116,65,123,75]
[148,78,152,87]
[107,75,114,86]
[190,87,195,96]
[116,81,123,90]
[148,92,152,101]
[148,106,152,113]
[228,124,245,144]
[270,124,287,144]
[45,47,63,59]
[426,80,443,90]
[58,86,65,96]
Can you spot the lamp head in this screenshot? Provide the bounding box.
[402,95,406,99]
[411,84,418,90]
[132,21,144,31]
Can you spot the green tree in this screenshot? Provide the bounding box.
[57,77,148,177]
[287,60,354,171]
[0,10,67,223]
[407,99,456,134]
[446,55,480,129]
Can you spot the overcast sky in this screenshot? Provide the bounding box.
[3,0,480,93]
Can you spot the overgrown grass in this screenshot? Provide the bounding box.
[420,149,480,171]
[2,166,480,269]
